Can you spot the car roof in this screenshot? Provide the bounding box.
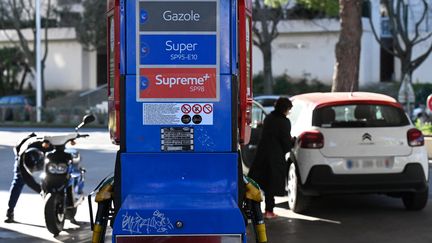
[291,92,401,109]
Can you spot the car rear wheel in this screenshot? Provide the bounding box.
[402,186,428,211]
[287,162,310,213]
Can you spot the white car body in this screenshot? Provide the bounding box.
[286,92,429,212]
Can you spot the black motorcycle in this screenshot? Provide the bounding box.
[19,114,95,236]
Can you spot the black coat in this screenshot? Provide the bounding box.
[248,110,293,196]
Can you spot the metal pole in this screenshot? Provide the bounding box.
[36,0,42,122]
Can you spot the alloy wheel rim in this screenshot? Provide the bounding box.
[287,163,298,208]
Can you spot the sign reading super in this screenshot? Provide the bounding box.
[140,35,216,65]
[137,0,219,101]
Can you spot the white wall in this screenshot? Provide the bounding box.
[0,28,97,91]
[411,38,432,84]
[253,18,381,87]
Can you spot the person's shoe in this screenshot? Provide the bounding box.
[264,211,278,219]
[4,214,14,223]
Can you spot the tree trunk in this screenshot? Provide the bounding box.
[18,66,29,93]
[400,50,412,83]
[262,43,273,95]
[332,0,363,92]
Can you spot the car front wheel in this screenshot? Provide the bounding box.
[287,162,310,213]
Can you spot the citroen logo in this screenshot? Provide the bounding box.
[362,133,372,142]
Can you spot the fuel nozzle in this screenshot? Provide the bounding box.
[243,175,267,243]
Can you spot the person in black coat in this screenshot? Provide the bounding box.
[248,97,294,219]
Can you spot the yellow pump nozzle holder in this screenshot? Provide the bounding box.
[255,223,268,243]
[245,182,263,202]
[95,184,113,203]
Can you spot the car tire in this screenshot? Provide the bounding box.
[402,186,429,211]
[287,162,310,213]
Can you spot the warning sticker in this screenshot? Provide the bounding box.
[143,103,213,125]
[161,127,194,152]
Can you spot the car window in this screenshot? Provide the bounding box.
[251,103,266,128]
[256,98,277,107]
[313,104,410,127]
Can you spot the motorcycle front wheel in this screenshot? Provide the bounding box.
[44,193,65,236]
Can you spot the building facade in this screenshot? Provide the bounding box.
[0,27,97,91]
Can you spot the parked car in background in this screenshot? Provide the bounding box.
[0,95,35,121]
[254,95,289,113]
[286,92,429,213]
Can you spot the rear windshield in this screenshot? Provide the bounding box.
[312,104,410,128]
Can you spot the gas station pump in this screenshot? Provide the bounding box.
[100,0,260,242]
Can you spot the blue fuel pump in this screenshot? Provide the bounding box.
[101,0,256,242]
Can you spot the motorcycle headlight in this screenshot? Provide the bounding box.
[47,163,68,174]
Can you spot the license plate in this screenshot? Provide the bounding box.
[346,157,393,170]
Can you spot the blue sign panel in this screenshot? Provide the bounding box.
[139,34,217,65]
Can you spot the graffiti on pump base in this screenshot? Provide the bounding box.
[121,210,174,234]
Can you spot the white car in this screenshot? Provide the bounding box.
[286,92,429,213]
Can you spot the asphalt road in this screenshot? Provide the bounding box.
[1,128,432,243]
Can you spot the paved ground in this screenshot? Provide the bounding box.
[1,128,432,242]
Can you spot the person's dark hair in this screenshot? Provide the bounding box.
[274,97,292,114]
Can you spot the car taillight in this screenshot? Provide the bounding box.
[299,130,324,149]
[407,128,424,147]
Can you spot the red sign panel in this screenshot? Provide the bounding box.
[138,68,217,100]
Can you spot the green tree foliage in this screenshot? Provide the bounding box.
[264,0,288,7]
[296,0,339,17]
[253,73,331,95]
